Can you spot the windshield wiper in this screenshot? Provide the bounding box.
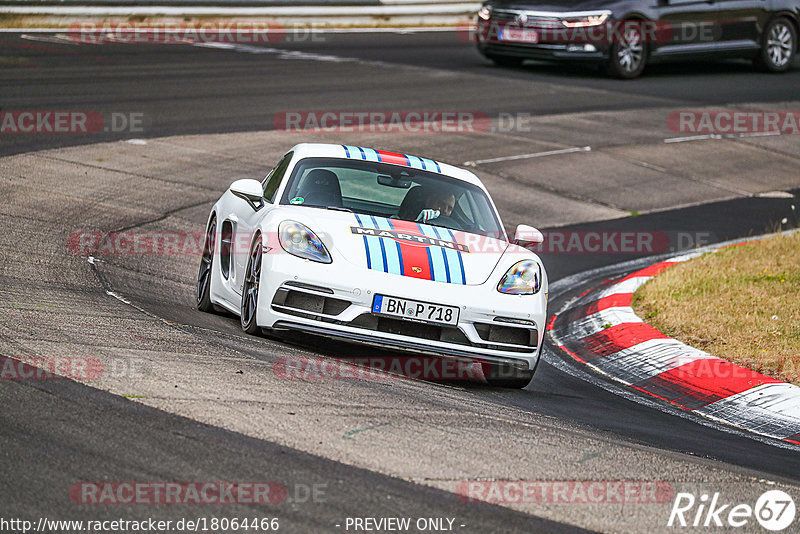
[324,206,353,213]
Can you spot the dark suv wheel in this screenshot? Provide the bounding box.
[606,21,647,78]
[756,17,796,72]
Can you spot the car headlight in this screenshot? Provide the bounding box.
[279,221,332,264]
[497,260,542,295]
[478,5,492,20]
[561,12,609,28]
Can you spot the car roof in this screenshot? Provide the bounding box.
[287,143,486,189]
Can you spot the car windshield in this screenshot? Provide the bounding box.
[279,157,505,239]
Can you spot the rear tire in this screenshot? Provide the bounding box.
[482,362,535,389]
[606,21,647,79]
[241,235,263,335]
[755,17,796,72]
[196,218,216,313]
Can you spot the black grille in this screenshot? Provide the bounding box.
[491,10,563,29]
[272,289,350,317]
[474,323,538,348]
[350,315,471,345]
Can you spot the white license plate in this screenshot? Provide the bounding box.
[498,28,539,43]
[372,295,459,326]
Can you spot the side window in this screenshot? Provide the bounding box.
[262,151,293,203]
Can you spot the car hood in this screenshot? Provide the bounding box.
[488,0,614,12]
[293,210,512,286]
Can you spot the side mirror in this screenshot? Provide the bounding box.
[230,179,265,211]
[513,224,544,250]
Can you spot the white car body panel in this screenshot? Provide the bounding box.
[202,143,548,371]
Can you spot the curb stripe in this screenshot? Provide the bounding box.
[549,239,800,446]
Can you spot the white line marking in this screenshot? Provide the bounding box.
[20,33,78,45]
[464,146,591,166]
[664,134,722,143]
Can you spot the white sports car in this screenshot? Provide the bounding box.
[196,143,548,387]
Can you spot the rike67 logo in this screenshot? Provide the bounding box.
[668,490,796,531]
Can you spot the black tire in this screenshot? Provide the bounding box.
[487,54,524,68]
[240,235,263,335]
[755,17,796,72]
[606,21,647,79]
[196,217,216,312]
[482,362,535,389]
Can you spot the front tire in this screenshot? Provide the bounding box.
[756,18,796,72]
[196,217,216,312]
[482,362,535,389]
[606,22,647,79]
[241,235,263,335]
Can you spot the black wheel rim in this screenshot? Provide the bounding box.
[242,239,262,327]
[196,220,216,304]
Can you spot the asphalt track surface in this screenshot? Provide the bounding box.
[1,30,800,533]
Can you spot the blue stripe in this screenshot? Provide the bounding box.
[406,155,424,170]
[377,236,389,273]
[362,236,372,269]
[356,214,384,272]
[356,146,367,160]
[362,147,380,162]
[395,242,404,275]
[431,227,452,284]
[442,228,466,285]
[436,227,464,285]
[425,247,435,282]
[385,219,405,275]
[372,216,402,275]
[445,228,467,285]
[342,145,351,158]
[344,145,363,159]
[418,224,447,282]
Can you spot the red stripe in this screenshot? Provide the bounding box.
[545,314,557,331]
[634,359,781,410]
[622,261,677,281]
[581,293,634,317]
[580,323,670,358]
[376,150,409,167]
[391,219,432,280]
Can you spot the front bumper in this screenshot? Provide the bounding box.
[478,41,607,62]
[257,252,548,370]
[475,10,613,62]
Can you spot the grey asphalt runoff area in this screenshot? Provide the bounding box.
[1,30,799,533]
